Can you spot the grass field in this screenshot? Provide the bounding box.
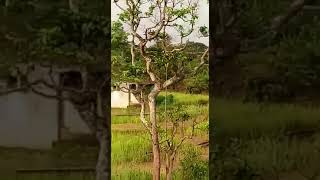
[211,99,320,179]
[111,92,209,179]
[0,145,98,180]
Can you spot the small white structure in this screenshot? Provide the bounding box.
[0,65,91,149]
[111,90,139,108]
[111,82,140,108]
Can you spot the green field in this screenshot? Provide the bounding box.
[0,145,98,180]
[111,92,209,179]
[211,99,320,179]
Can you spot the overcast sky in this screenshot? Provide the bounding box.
[111,1,209,46]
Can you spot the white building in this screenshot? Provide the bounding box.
[111,82,140,108]
[0,64,91,149]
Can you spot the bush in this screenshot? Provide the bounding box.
[180,146,208,180]
[195,121,209,133]
[243,77,294,103]
[156,94,175,105]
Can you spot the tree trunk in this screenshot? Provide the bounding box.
[96,129,110,180]
[148,87,161,180]
[165,153,174,180]
[5,0,12,7]
[131,41,135,65]
[95,91,111,180]
[69,0,79,13]
[70,91,110,180]
[4,0,12,16]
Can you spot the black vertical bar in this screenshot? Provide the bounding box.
[57,74,65,141]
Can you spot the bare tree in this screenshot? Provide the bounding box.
[162,105,191,180]
[0,63,110,180]
[114,0,209,179]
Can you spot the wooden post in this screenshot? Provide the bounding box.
[57,74,65,141]
[128,83,131,108]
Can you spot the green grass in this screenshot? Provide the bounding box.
[213,98,320,139]
[184,104,208,117]
[111,170,190,180]
[240,136,320,172]
[111,131,152,165]
[211,98,320,179]
[112,115,141,124]
[112,92,209,179]
[0,146,97,180]
[15,174,95,180]
[212,136,320,178]
[178,145,209,180]
[159,91,208,106]
[112,170,152,180]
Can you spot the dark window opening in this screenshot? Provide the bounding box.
[60,71,83,89]
[129,84,137,90]
[6,76,17,88]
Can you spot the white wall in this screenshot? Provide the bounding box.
[0,91,91,149]
[0,92,58,149]
[64,101,91,134]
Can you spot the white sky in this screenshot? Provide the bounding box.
[111,0,209,46]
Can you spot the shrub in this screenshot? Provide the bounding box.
[195,121,209,133]
[180,146,208,180]
[156,94,175,105]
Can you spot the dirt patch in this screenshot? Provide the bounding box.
[112,123,145,132]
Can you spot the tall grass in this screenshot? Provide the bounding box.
[112,115,141,124]
[15,173,95,180]
[211,98,320,179]
[111,170,189,180]
[111,92,209,179]
[0,146,97,180]
[241,136,320,172]
[213,98,320,139]
[111,131,152,165]
[212,135,320,178]
[112,170,152,180]
[178,145,209,180]
[112,107,142,124]
[159,92,208,106]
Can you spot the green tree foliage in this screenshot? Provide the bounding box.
[213,0,320,102]
[111,21,209,90]
[111,21,146,84]
[240,14,320,102]
[33,10,110,65]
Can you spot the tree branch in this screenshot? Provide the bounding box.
[139,42,160,83]
[172,136,188,158]
[31,87,70,101]
[139,100,152,135]
[241,0,309,51]
[303,5,320,10]
[271,0,305,32]
[0,86,28,96]
[0,80,41,96]
[163,74,183,89]
[193,47,209,75]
